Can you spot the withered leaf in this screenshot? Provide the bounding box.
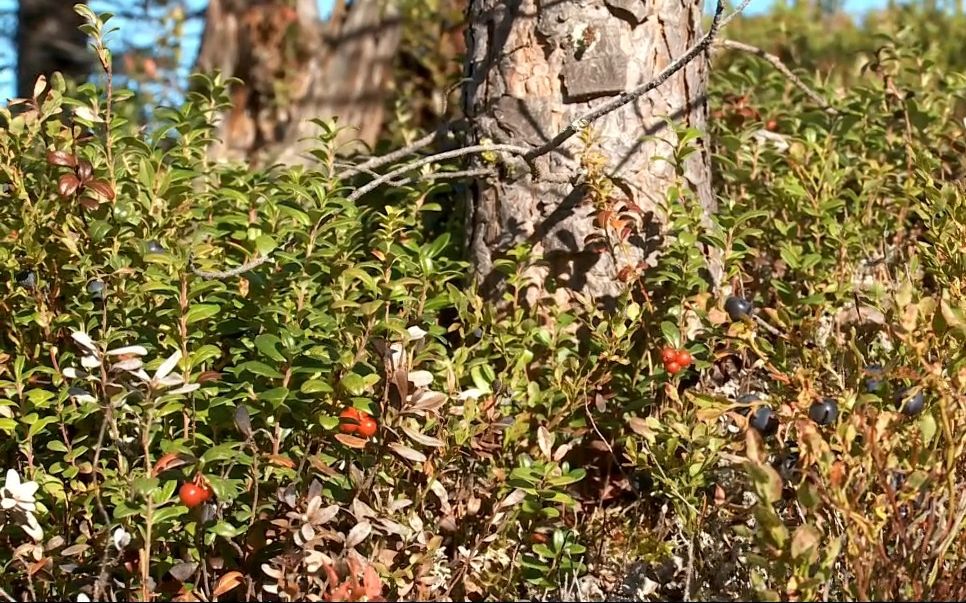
[212,571,244,597]
[336,433,369,449]
[401,425,445,448]
[389,443,427,463]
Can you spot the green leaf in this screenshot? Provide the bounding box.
[532,543,555,558]
[153,505,187,526]
[660,321,681,348]
[255,234,277,256]
[237,361,283,379]
[133,477,160,499]
[209,521,245,538]
[339,372,367,396]
[201,443,242,464]
[919,412,937,446]
[185,304,220,324]
[300,379,333,394]
[254,334,285,362]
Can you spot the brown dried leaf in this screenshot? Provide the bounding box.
[401,425,445,448]
[626,416,654,438]
[389,443,427,463]
[536,426,554,459]
[168,561,198,582]
[407,390,447,413]
[344,521,373,549]
[28,557,51,576]
[212,570,244,598]
[61,543,89,556]
[351,498,376,521]
[498,488,527,509]
[336,433,369,449]
[266,454,295,469]
[153,452,190,476]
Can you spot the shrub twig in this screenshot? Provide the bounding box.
[715,39,837,113]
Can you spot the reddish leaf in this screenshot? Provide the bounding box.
[198,371,222,384]
[78,197,99,210]
[46,150,76,167]
[86,179,115,200]
[335,433,368,449]
[28,557,51,576]
[212,571,244,598]
[76,160,93,181]
[153,452,190,476]
[58,173,80,197]
[266,454,295,469]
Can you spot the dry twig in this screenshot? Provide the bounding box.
[715,38,837,113]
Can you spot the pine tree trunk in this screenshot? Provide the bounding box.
[195,0,402,165]
[16,0,91,98]
[464,0,715,306]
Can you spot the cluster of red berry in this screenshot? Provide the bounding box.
[340,407,378,439]
[661,347,693,375]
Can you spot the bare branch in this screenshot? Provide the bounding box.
[386,167,496,189]
[716,38,837,113]
[345,143,529,203]
[340,129,438,178]
[191,254,275,280]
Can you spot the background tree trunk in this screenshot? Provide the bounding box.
[16,0,91,98]
[464,0,715,306]
[195,0,402,165]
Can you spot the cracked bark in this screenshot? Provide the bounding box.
[464,0,715,307]
[195,0,402,165]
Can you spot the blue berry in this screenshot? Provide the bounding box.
[16,270,36,289]
[749,406,778,436]
[725,296,753,321]
[896,388,925,416]
[87,280,105,302]
[809,398,838,425]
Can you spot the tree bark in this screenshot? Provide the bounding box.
[464,0,715,307]
[195,0,402,165]
[16,0,91,98]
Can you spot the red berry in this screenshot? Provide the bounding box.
[357,416,378,439]
[675,350,692,366]
[666,361,682,375]
[179,483,208,508]
[661,347,676,363]
[339,407,363,434]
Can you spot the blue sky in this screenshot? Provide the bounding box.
[0,0,889,102]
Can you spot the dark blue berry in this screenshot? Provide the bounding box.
[16,270,36,289]
[735,393,761,416]
[809,398,838,425]
[863,364,885,393]
[896,388,925,416]
[725,296,753,321]
[87,280,105,302]
[146,240,164,254]
[749,405,778,435]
